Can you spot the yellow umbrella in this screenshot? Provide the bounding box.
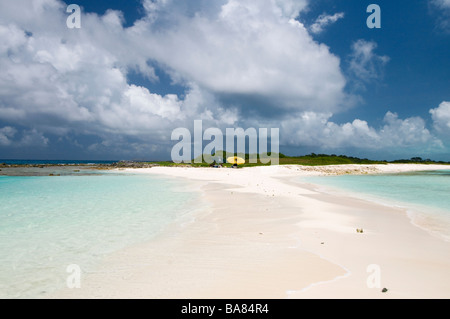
[227,156,246,165]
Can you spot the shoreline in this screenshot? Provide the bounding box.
[1,162,449,177]
[51,164,450,299]
[296,176,450,243]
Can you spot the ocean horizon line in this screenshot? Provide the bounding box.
[2,153,450,166]
[0,159,122,165]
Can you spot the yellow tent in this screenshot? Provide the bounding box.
[227,156,245,165]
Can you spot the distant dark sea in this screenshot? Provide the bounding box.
[0,159,118,165]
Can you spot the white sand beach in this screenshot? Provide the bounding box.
[53,164,450,299]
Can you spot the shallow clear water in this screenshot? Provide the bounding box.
[301,170,450,241]
[0,173,199,298]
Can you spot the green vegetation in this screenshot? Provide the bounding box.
[278,153,387,166]
[5,154,445,170]
[145,153,450,167]
[390,157,450,164]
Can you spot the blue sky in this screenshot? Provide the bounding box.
[0,0,449,161]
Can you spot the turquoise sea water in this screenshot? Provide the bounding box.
[302,170,450,240]
[301,170,450,241]
[0,173,200,298]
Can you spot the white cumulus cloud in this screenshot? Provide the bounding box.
[0,0,350,157]
[431,0,450,31]
[348,39,390,91]
[0,0,447,159]
[133,0,347,112]
[279,110,440,153]
[433,0,450,9]
[310,12,345,34]
[430,101,450,134]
